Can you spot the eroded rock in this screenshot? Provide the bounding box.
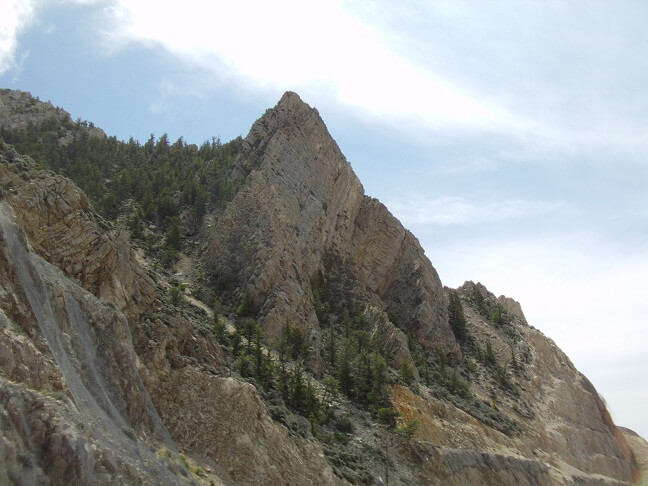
[210,92,453,356]
[0,144,155,322]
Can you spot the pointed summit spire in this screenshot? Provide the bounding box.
[233,91,339,183]
[277,90,304,106]
[269,90,321,126]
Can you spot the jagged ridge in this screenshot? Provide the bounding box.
[209,92,453,357]
[0,89,643,485]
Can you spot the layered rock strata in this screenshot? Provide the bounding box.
[0,89,643,485]
[0,144,342,485]
[210,92,453,355]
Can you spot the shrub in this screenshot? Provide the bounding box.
[377,407,400,426]
[399,361,415,386]
[397,419,419,440]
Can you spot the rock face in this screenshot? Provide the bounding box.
[0,143,343,485]
[0,199,182,484]
[133,312,343,486]
[1,151,155,322]
[209,94,639,484]
[0,89,644,485]
[620,428,648,484]
[210,92,453,353]
[392,282,637,485]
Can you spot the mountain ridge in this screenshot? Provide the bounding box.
[210,91,453,359]
[0,88,644,485]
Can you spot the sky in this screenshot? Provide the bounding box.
[1,0,647,439]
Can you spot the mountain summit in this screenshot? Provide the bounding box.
[0,89,645,484]
[210,92,452,358]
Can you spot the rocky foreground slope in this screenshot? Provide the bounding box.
[0,89,645,484]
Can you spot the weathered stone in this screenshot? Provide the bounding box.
[620,427,648,484]
[1,138,344,485]
[0,201,189,485]
[210,92,454,355]
[0,150,155,323]
[367,306,417,375]
[0,89,644,486]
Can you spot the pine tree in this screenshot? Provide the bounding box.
[484,340,497,367]
[337,341,353,397]
[324,327,336,367]
[399,361,415,386]
[290,363,307,413]
[448,291,468,343]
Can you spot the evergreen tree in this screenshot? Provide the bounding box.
[399,361,415,386]
[290,363,307,413]
[165,218,182,251]
[484,339,497,367]
[448,291,468,343]
[337,341,353,397]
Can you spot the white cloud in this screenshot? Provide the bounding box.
[97,0,523,133]
[0,0,35,75]
[357,0,648,156]
[8,1,648,159]
[387,195,562,226]
[148,76,211,116]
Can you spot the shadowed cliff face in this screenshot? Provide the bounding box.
[210,92,454,355]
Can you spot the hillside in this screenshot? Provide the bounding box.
[0,88,644,485]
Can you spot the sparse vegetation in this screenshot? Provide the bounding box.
[0,113,242,263]
[308,256,395,417]
[396,419,419,440]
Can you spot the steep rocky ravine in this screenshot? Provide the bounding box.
[0,89,645,485]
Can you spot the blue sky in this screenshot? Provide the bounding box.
[2,0,647,439]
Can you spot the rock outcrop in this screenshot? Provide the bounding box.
[207,93,640,484]
[392,282,637,484]
[0,142,155,322]
[620,427,648,484]
[0,143,343,485]
[0,199,182,484]
[210,92,453,354]
[133,312,343,486]
[0,88,105,138]
[0,89,644,485]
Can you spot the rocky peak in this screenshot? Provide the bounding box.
[210,92,454,357]
[233,91,349,185]
[2,87,643,485]
[0,89,105,139]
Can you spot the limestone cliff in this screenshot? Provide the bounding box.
[0,142,342,485]
[210,92,453,357]
[208,93,639,484]
[1,147,155,322]
[0,198,180,484]
[0,89,644,485]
